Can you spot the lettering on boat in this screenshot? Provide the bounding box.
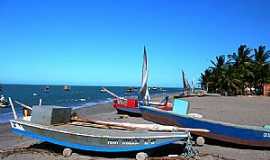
[263,132,270,138]
[107,138,141,145]
[107,140,119,145]
[144,139,156,145]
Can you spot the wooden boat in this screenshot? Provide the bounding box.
[113,98,172,116]
[10,119,188,152]
[105,47,172,116]
[140,99,270,147]
[9,98,189,153]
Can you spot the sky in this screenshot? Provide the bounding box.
[0,0,270,87]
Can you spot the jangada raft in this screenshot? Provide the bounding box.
[140,98,270,148]
[8,98,191,153]
[103,47,172,116]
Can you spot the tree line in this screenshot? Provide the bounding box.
[200,45,270,95]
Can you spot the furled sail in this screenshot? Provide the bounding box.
[139,46,151,104]
[182,70,191,91]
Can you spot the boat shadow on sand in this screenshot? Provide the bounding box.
[28,142,186,158]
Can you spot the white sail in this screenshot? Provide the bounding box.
[139,46,151,104]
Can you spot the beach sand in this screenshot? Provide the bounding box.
[0,95,270,160]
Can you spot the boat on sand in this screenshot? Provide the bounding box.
[8,98,190,154]
[140,98,270,148]
[103,47,172,116]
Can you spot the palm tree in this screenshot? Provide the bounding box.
[210,55,226,93]
[228,45,253,66]
[254,45,270,94]
[200,69,212,92]
[228,45,254,94]
[218,65,241,95]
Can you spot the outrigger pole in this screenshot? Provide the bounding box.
[14,100,32,110]
[101,87,127,101]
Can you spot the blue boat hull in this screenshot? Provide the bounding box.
[10,120,186,152]
[140,106,270,147]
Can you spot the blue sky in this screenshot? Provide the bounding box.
[0,0,270,87]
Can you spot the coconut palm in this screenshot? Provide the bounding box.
[210,55,226,93]
[228,45,254,94]
[218,65,241,95]
[253,45,270,94]
[200,44,270,95]
[200,69,212,92]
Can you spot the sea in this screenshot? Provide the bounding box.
[0,84,181,123]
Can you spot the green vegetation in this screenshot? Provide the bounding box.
[200,45,270,95]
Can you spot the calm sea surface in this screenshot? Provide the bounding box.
[0,84,181,123]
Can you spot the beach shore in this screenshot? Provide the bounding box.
[1,95,270,160]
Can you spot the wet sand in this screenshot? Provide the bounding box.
[1,95,270,160]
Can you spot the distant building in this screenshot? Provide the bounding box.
[263,83,270,96]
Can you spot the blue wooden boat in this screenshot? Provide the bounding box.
[9,100,188,153]
[140,99,270,147]
[10,119,188,152]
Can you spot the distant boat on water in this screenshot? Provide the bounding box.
[0,95,9,108]
[126,87,137,93]
[64,85,71,91]
[44,85,50,92]
[150,87,158,91]
[99,88,106,93]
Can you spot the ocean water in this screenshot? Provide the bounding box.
[0,84,181,123]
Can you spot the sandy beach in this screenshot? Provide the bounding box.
[1,95,270,160]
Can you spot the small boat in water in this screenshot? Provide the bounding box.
[8,98,189,153]
[140,98,270,148]
[126,87,137,93]
[64,85,71,91]
[0,95,9,108]
[44,85,50,92]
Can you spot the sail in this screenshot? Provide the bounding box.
[139,46,151,104]
[182,70,191,91]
